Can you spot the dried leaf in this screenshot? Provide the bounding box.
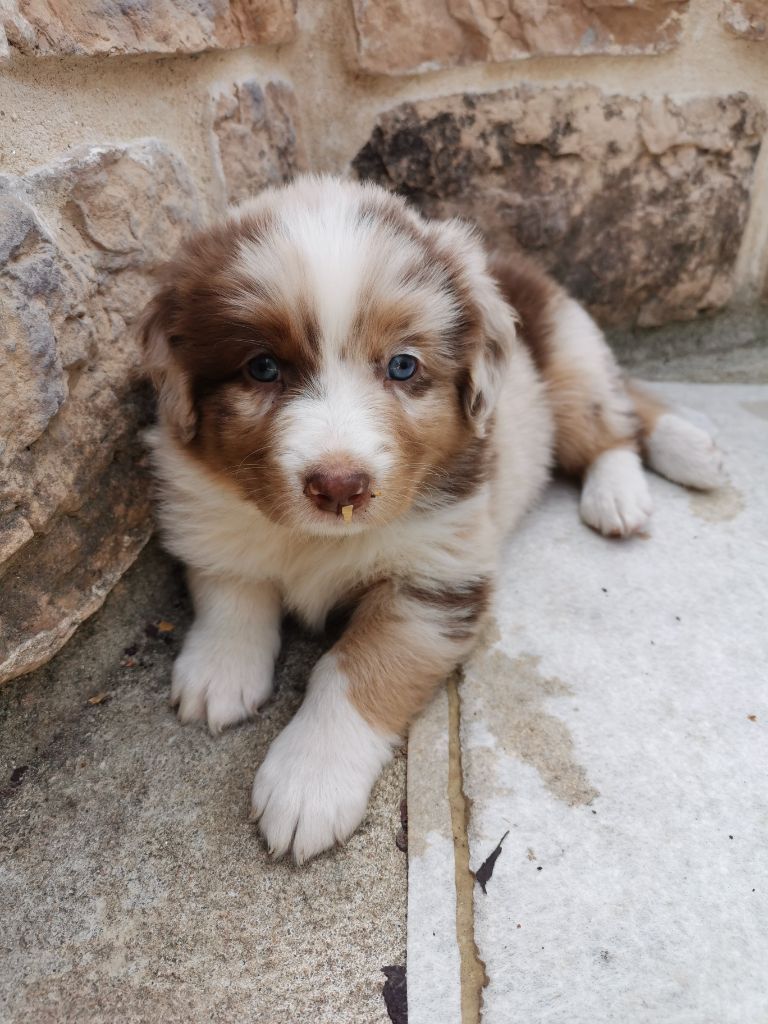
[87,692,110,705]
[474,830,509,894]
[157,621,175,633]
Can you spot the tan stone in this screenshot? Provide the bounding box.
[721,0,768,38]
[0,141,201,684]
[212,79,308,205]
[0,0,296,58]
[352,87,765,327]
[352,0,688,75]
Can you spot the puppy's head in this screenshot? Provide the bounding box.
[141,176,515,536]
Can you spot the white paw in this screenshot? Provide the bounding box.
[580,448,653,538]
[251,655,394,863]
[171,628,274,733]
[646,413,725,491]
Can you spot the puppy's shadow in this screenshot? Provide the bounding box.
[270,609,352,701]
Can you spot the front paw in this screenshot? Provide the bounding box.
[251,657,394,862]
[581,448,653,538]
[171,630,274,734]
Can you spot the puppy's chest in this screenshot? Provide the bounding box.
[272,518,497,631]
[273,548,380,629]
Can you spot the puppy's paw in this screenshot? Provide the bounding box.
[251,655,394,863]
[580,448,653,538]
[171,631,274,733]
[646,413,726,491]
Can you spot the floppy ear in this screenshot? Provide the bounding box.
[429,219,517,438]
[139,286,197,444]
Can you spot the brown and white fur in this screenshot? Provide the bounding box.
[141,176,724,862]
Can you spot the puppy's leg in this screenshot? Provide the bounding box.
[628,382,725,491]
[252,578,485,862]
[543,298,652,537]
[172,569,281,733]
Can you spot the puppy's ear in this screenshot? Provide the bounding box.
[429,219,517,438]
[139,285,197,444]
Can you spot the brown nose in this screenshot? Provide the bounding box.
[304,469,371,514]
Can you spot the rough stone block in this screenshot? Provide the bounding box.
[0,0,296,58]
[352,0,688,75]
[352,87,765,327]
[721,0,768,38]
[212,79,307,205]
[0,141,201,683]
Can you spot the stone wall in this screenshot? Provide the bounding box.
[1,0,767,682]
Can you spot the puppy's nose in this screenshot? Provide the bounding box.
[304,470,371,514]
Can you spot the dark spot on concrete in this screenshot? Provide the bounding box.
[382,965,407,1024]
[10,765,29,786]
[464,645,599,806]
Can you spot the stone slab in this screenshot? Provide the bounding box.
[721,0,768,38]
[0,141,201,684]
[408,383,768,1023]
[406,689,462,1024]
[211,78,307,206]
[352,0,688,76]
[0,0,296,59]
[0,540,406,1024]
[352,88,766,328]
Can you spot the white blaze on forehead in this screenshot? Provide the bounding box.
[232,189,370,351]
[276,361,395,482]
[284,208,371,353]
[232,182,461,354]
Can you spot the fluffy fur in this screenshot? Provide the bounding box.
[141,176,724,861]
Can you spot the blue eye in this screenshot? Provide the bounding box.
[387,354,418,381]
[247,355,280,383]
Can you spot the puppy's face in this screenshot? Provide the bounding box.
[142,178,514,536]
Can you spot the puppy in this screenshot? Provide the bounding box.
[141,175,723,862]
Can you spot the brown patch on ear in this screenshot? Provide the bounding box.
[461,310,513,438]
[424,221,516,438]
[140,287,197,444]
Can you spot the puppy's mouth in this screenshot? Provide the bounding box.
[304,490,382,529]
[302,470,380,525]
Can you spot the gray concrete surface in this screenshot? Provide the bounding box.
[610,307,768,383]
[407,383,768,1024]
[0,541,406,1024]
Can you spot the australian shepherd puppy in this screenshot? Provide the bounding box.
[141,176,723,862]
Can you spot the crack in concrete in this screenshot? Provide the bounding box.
[447,670,488,1024]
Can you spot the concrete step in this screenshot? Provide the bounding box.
[407,383,768,1024]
